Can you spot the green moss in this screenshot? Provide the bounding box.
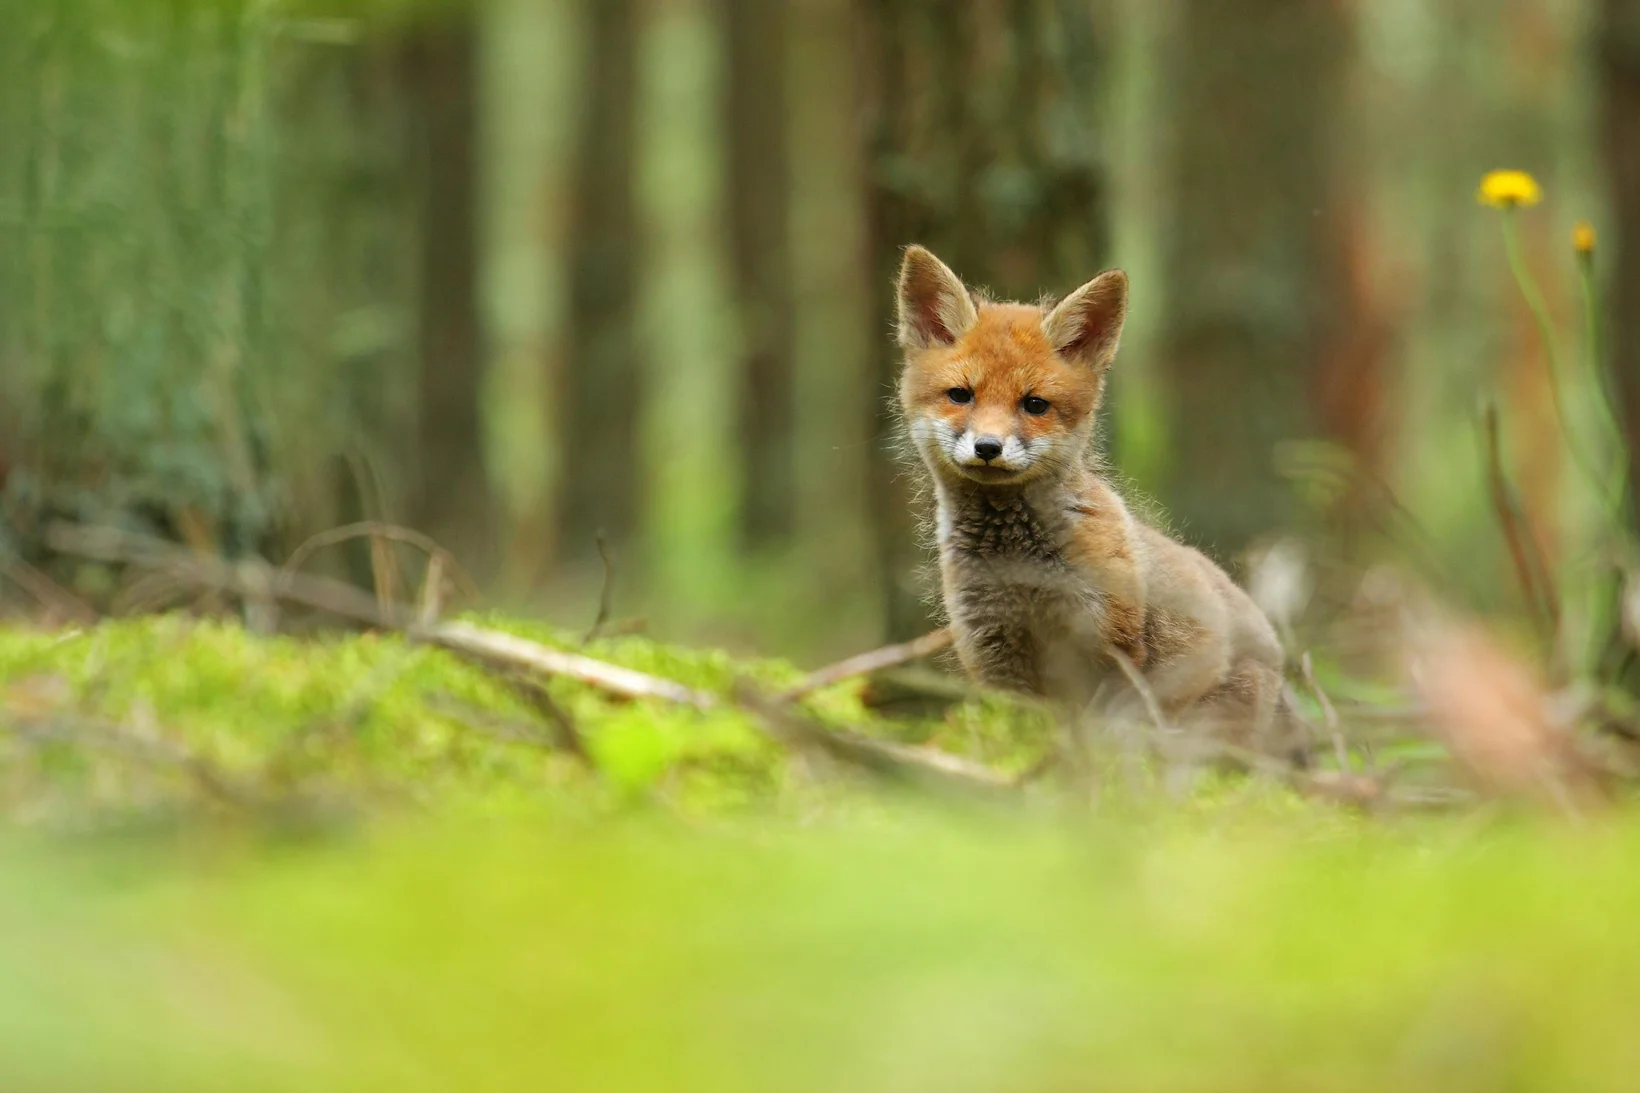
[0,614,1056,822]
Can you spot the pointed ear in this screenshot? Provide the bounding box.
[1043,270,1128,372]
[896,245,978,350]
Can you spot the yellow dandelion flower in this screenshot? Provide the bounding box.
[1476,170,1542,209]
[1573,220,1596,254]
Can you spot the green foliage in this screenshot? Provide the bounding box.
[0,0,421,557]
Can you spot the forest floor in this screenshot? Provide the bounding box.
[1,612,1637,1091]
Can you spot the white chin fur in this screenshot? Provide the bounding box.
[911,418,1038,481]
[949,431,1032,476]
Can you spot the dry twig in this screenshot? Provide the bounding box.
[734,681,1013,798]
[582,532,618,646]
[1301,651,1352,773]
[284,521,479,607]
[782,627,954,700]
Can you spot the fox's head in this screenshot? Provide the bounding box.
[895,244,1127,488]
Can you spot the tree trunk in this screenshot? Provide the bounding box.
[726,0,796,550]
[861,0,1113,640]
[478,0,586,589]
[634,0,738,624]
[1155,0,1349,565]
[401,19,499,579]
[1601,0,1640,528]
[1597,0,1640,686]
[560,0,642,567]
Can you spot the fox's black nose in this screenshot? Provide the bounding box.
[973,437,1004,461]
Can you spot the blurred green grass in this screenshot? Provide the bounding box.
[2,617,1638,1091]
[3,808,1639,1091]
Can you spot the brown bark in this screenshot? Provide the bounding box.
[726,0,796,549]
[559,0,641,564]
[860,0,1112,639]
[1601,0,1640,526]
[399,19,498,578]
[1156,0,1350,564]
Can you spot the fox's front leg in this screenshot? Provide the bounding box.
[1067,512,1147,668]
[952,621,1044,695]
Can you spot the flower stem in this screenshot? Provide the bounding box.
[1576,251,1631,514]
[1498,207,1620,516]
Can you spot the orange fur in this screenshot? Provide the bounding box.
[894,245,1306,760]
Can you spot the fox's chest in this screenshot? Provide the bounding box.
[935,492,1118,698]
[938,497,1099,631]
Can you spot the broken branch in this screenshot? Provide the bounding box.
[782,627,954,700]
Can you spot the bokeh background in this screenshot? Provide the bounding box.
[3,0,1635,667]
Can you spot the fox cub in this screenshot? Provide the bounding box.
[895,244,1302,754]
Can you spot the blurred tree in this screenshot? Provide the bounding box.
[479,0,586,588]
[1154,0,1349,563]
[635,0,738,623]
[1,0,283,566]
[398,16,499,578]
[1601,0,1640,527]
[727,0,796,551]
[862,0,1113,640]
[786,0,880,654]
[560,0,642,571]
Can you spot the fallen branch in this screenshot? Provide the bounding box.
[733,681,1013,798]
[46,522,1024,796]
[50,523,713,709]
[782,627,954,700]
[429,622,717,710]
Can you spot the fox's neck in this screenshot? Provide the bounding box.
[934,475,1084,561]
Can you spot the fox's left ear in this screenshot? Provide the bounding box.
[1043,270,1128,373]
[897,245,979,350]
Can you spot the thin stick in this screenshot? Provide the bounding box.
[417,552,446,627]
[582,531,617,646]
[49,523,716,709]
[430,622,717,709]
[369,530,400,615]
[733,681,1012,797]
[503,676,592,765]
[283,521,480,604]
[782,627,954,699]
[1300,651,1351,773]
[0,557,98,625]
[1108,647,1167,731]
[1482,403,1560,644]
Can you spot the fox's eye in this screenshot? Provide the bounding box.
[947,388,973,405]
[1021,395,1051,416]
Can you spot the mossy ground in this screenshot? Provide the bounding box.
[0,615,1636,1091]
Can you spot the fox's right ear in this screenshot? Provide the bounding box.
[1043,269,1128,374]
[896,245,978,350]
